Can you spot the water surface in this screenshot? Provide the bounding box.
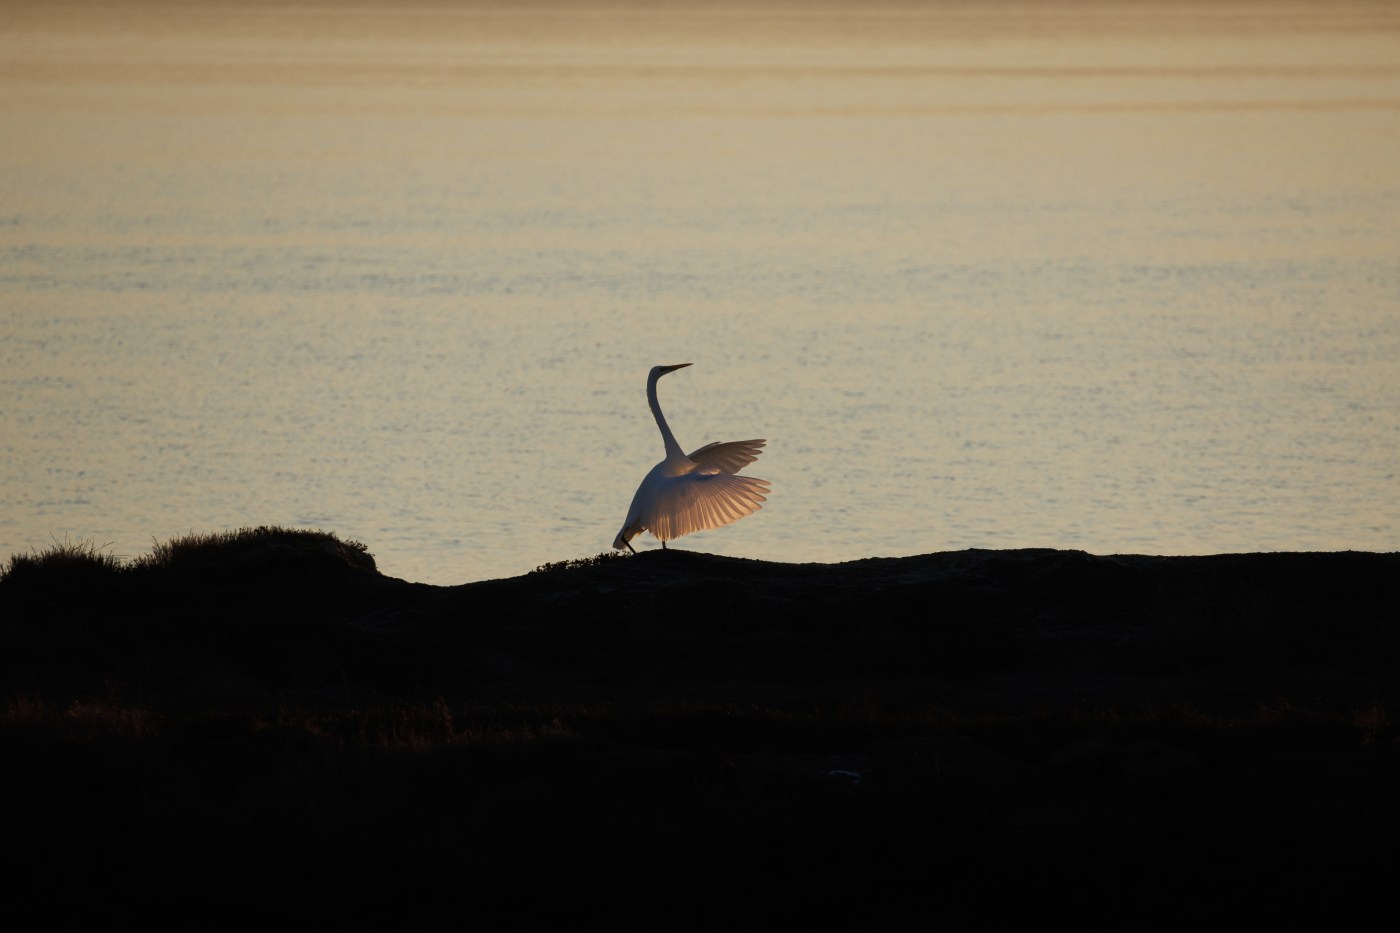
[3,1,1398,583]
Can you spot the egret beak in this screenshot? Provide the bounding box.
[662,363,692,373]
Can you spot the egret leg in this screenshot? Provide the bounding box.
[624,540,637,555]
[661,540,667,550]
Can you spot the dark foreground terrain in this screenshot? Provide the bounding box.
[3,528,1397,927]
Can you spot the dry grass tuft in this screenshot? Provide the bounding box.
[3,526,376,583]
[1,536,124,584]
[531,551,627,574]
[5,693,160,738]
[131,525,374,572]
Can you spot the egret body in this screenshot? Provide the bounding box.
[613,363,770,553]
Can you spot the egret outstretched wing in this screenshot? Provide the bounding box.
[688,439,766,475]
[640,472,771,543]
[613,363,771,552]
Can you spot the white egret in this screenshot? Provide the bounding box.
[613,363,771,554]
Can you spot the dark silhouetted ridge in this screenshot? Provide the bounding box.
[2,532,1397,926]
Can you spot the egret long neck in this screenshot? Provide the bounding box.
[648,373,685,460]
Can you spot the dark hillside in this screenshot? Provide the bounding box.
[3,532,1397,926]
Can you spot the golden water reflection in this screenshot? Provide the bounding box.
[2,2,1397,581]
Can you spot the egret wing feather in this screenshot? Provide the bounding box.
[641,472,771,542]
[613,364,771,551]
[687,439,766,475]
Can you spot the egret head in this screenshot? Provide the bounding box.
[650,362,692,380]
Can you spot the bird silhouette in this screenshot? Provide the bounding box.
[613,363,770,553]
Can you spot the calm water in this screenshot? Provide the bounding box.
[3,1,1398,584]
